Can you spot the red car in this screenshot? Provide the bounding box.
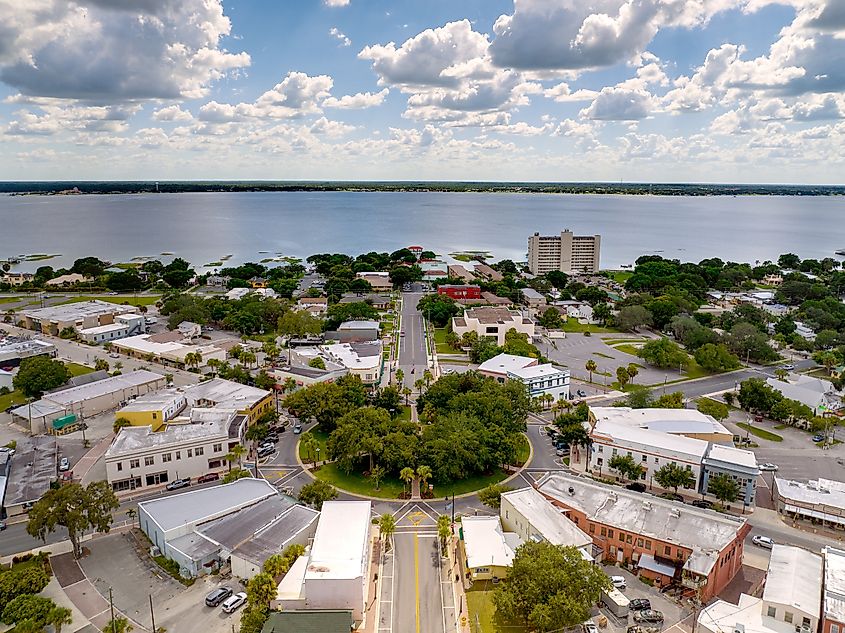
[197,472,220,483]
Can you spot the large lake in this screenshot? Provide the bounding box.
[2,192,843,271]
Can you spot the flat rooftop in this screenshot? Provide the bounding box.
[0,337,56,356]
[77,322,131,335]
[509,363,568,379]
[501,487,592,549]
[107,418,229,458]
[42,370,165,406]
[539,472,747,575]
[461,516,520,569]
[592,419,709,460]
[705,444,758,470]
[118,388,185,413]
[231,504,320,568]
[591,407,731,437]
[478,353,536,375]
[307,500,371,581]
[337,320,380,330]
[464,307,524,324]
[823,547,845,623]
[139,477,277,532]
[22,300,135,321]
[3,436,57,507]
[185,378,270,409]
[774,477,845,510]
[763,545,822,619]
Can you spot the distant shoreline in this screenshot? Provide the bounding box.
[3,181,845,196]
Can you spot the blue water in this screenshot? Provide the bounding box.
[1,191,843,271]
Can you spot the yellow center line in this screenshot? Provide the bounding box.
[414,533,421,633]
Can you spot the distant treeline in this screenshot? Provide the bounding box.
[2,181,844,196]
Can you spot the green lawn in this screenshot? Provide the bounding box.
[397,406,412,421]
[515,434,530,465]
[434,327,462,354]
[562,319,620,333]
[59,295,160,306]
[466,583,527,633]
[592,351,614,359]
[313,462,406,499]
[65,362,94,377]
[737,422,783,442]
[0,296,24,304]
[438,469,511,497]
[297,428,331,463]
[0,390,26,411]
[603,270,634,283]
[683,359,710,380]
[612,343,642,357]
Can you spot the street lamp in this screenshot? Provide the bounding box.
[315,447,321,465]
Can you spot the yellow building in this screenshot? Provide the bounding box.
[184,378,274,426]
[460,516,520,582]
[116,389,188,432]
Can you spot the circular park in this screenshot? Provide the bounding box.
[287,371,533,501]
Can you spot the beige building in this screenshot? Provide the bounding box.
[451,307,535,346]
[19,300,139,335]
[45,273,90,286]
[528,230,601,275]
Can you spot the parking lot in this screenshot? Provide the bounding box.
[79,532,244,633]
[589,566,691,633]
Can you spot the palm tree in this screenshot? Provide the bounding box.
[225,452,237,472]
[302,435,318,467]
[46,606,73,633]
[282,377,297,394]
[414,378,424,395]
[370,465,386,491]
[263,553,289,579]
[437,514,451,555]
[774,368,788,381]
[423,369,433,388]
[230,444,247,468]
[585,359,597,383]
[627,364,639,384]
[395,368,404,386]
[207,358,221,377]
[402,386,412,405]
[379,513,397,552]
[416,465,432,496]
[262,342,279,365]
[240,350,256,369]
[400,466,415,498]
[125,508,137,528]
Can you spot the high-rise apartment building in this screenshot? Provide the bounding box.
[527,230,601,275]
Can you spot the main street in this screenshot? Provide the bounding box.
[398,292,427,389]
[392,530,449,633]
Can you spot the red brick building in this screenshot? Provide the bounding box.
[537,472,750,602]
[437,285,482,301]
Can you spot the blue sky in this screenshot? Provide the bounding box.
[1,0,843,183]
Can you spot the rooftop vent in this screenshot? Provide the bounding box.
[670,508,681,518]
[568,486,575,496]
[643,501,652,511]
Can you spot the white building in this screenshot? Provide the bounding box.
[478,353,537,381]
[451,307,535,346]
[319,342,383,386]
[19,300,139,336]
[0,337,56,366]
[105,410,235,492]
[77,313,146,344]
[773,477,845,529]
[274,501,372,623]
[500,487,592,557]
[478,353,570,400]
[184,378,274,425]
[225,287,278,300]
[116,388,188,431]
[112,333,227,369]
[460,516,521,581]
[766,374,843,416]
[698,545,823,633]
[823,546,845,633]
[138,478,318,579]
[590,407,734,443]
[528,230,601,275]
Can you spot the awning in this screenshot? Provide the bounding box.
[637,554,676,577]
[784,504,845,525]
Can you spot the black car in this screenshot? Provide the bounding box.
[629,599,651,611]
[165,478,191,491]
[205,587,233,607]
[692,499,713,509]
[659,492,684,502]
[626,482,647,493]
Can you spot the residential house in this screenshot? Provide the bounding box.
[766,374,843,417]
[177,321,202,339]
[473,263,503,282]
[447,264,476,282]
[338,293,392,310]
[354,272,393,292]
[459,516,521,581]
[1,271,34,286]
[296,296,328,315]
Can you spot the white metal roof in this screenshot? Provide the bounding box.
[76,322,130,335]
[775,477,845,510]
[461,516,520,569]
[43,370,164,406]
[478,353,536,375]
[592,419,709,460]
[118,388,185,412]
[699,594,795,633]
[705,444,758,470]
[22,300,136,321]
[320,342,381,371]
[184,378,270,409]
[762,545,823,619]
[591,407,731,437]
[500,487,591,548]
[823,547,845,622]
[139,477,276,533]
[509,363,569,380]
[337,320,380,330]
[306,500,371,581]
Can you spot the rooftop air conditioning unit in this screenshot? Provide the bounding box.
[568,486,575,496]
[643,501,652,511]
[150,546,161,557]
[670,508,681,518]
[733,624,745,633]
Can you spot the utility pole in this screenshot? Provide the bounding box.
[108,587,116,632]
[149,595,156,633]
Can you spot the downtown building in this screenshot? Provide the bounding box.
[528,230,601,275]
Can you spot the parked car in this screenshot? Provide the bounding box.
[108,352,120,359]
[583,621,599,633]
[0,520,6,531]
[759,462,779,472]
[576,389,587,397]
[205,587,233,607]
[0,446,15,457]
[293,425,303,434]
[546,426,558,437]
[659,492,684,502]
[221,592,247,614]
[258,445,275,458]
[265,433,279,443]
[59,457,70,472]
[752,535,774,549]
[629,599,652,611]
[812,434,825,443]
[165,478,191,491]
[610,575,627,590]
[633,610,664,623]
[782,364,795,370]
[692,499,713,509]
[626,482,647,493]
[197,472,220,483]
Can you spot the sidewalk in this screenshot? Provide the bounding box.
[77,433,114,485]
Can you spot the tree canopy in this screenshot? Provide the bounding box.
[13,356,70,398]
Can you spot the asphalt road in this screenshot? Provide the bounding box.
[398,292,427,387]
[393,532,445,633]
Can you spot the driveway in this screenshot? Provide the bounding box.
[598,565,690,633]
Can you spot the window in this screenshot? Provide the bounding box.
[784,612,793,624]
[175,451,181,460]
[802,618,811,628]
[152,412,157,420]
[601,527,607,537]
[664,545,671,556]
[589,524,595,534]
[766,607,776,618]
[162,453,171,463]
[213,443,222,453]
[654,457,659,463]
[145,472,169,486]
[195,447,204,456]
[130,459,139,469]
[612,448,618,456]
[626,534,632,544]
[187,449,192,458]
[597,458,603,466]
[831,624,839,633]
[619,532,625,542]
[637,538,643,547]
[116,462,123,472]
[607,529,614,539]
[598,445,603,453]
[645,540,651,550]
[144,456,154,466]
[642,454,647,462]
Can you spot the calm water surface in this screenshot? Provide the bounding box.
[1,192,843,270]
